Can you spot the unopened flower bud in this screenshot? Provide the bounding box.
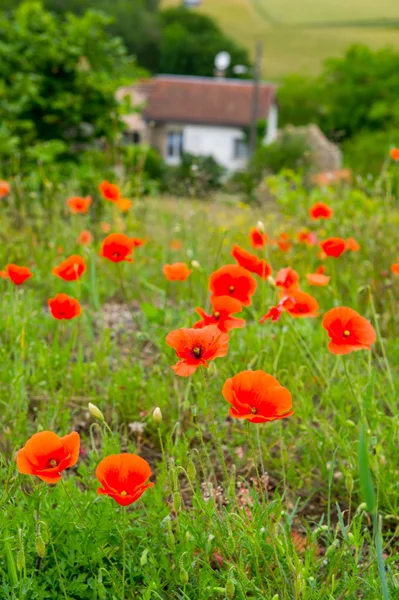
[348,532,355,544]
[88,403,104,422]
[187,457,196,482]
[35,536,46,558]
[152,407,162,425]
[180,567,189,585]
[191,260,200,269]
[140,548,149,566]
[226,578,235,599]
[173,492,181,512]
[257,220,265,233]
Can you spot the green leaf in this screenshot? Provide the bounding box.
[141,302,164,324]
[358,424,376,514]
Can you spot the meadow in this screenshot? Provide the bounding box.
[0,170,399,599]
[162,0,399,78]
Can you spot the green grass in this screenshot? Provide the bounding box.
[162,0,399,79]
[1,173,399,598]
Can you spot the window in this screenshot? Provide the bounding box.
[167,131,184,158]
[123,131,141,145]
[233,138,249,159]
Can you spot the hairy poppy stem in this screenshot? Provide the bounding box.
[247,422,266,504]
[121,507,127,600]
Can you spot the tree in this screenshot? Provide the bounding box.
[0,2,139,162]
[158,8,250,77]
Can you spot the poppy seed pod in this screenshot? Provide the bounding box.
[152,407,162,425]
[88,403,105,422]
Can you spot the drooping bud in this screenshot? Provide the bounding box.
[226,578,235,599]
[187,456,196,482]
[191,260,200,269]
[180,567,189,585]
[35,536,46,558]
[173,492,181,512]
[140,548,149,566]
[88,403,105,422]
[152,407,162,425]
[256,220,265,233]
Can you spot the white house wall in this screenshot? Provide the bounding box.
[181,124,248,171]
[265,103,278,144]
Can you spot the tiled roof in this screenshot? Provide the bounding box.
[142,75,276,127]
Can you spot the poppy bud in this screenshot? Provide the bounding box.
[326,540,339,558]
[272,595,279,600]
[173,492,181,512]
[191,260,200,269]
[348,532,355,544]
[345,473,353,494]
[35,535,46,558]
[152,407,162,425]
[226,578,235,599]
[140,549,149,566]
[185,531,194,543]
[357,502,367,513]
[187,456,196,482]
[88,403,105,422]
[256,221,265,233]
[17,530,25,571]
[180,567,189,585]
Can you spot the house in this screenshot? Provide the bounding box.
[117,75,278,171]
[183,0,202,6]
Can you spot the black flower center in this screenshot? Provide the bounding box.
[48,459,58,468]
[192,346,202,358]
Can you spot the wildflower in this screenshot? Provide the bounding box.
[390,148,399,161]
[306,271,330,286]
[166,324,229,377]
[260,296,294,323]
[275,232,292,253]
[222,370,293,423]
[231,245,272,279]
[152,407,162,425]
[16,431,80,484]
[100,233,135,263]
[322,307,376,354]
[309,202,333,220]
[320,237,346,258]
[96,454,154,506]
[209,264,257,306]
[88,403,105,422]
[52,255,86,281]
[284,290,319,318]
[194,295,245,332]
[275,267,300,292]
[67,196,92,214]
[6,264,33,285]
[170,239,183,250]
[98,181,121,202]
[100,222,112,233]
[297,230,317,246]
[48,294,81,320]
[249,227,267,249]
[346,237,360,252]
[116,198,132,212]
[163,262,192,281]
[391,258,399,275]
[0,180,10,198]
[77,230,92,246]
[132,238,145,248]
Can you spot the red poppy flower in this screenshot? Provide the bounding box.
[67,196,92,214]
[316,265,325,274]
[306,272,330,286]
[260,296,295,323]
[116,198,132,212]
[6,264,33,285]
[52,255,86,281]
[275,267,300,292]
[0,270,9,279]
[16,431,80,484]
[166,324,229,377]
[209,264,257,307]
[275,233,292,253]
[222,370,293,423]
[48,294,81,320]
[100,222,111,233]
[390,148,399,161]
[309,202,333,220]
[231,245,272,279]
[98,181,121,202]
[194,295,245,332]
[391,258,399,275]
[170,239,182,250]
[163,263,192,281]
[297,230,317,246]
[322,307,376,355]
[78,230,92,246]
[346,237,360,252]
[320,238,346,258]
[132,238,145,248]
[96,454,154,507]
[249,227,267,249]
[100,233,135,263]
[0,180,10,198]
[284,290,319,318]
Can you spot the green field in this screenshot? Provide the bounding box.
[1,173,399,597]
[163,0,399,79]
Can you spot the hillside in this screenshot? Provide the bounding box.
[162,0,399,79]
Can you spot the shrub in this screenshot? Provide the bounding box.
[162,153,225,198]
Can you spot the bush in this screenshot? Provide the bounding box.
[162,153,225,198]
[342,129,399,177]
